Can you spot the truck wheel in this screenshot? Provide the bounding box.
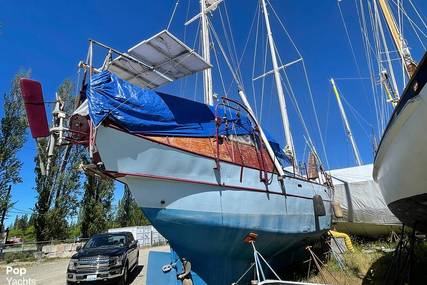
[118,263,129,285]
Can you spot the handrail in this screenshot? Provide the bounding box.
[214,98,271,184]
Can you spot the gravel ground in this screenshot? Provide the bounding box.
[0,245,170,285]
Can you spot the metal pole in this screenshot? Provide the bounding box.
[200,0,214,105]
[330,78,363,166]
[238,90,285,177]
[260,0,297,167]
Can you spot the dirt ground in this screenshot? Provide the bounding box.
[0,245,170,285]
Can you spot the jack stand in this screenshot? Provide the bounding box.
[232,233,328,285]
[385,225,418,285]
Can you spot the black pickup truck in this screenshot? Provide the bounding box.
[67,232,139,284]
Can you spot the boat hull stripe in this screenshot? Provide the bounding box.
[107,170,329,202]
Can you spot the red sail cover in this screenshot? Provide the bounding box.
[20,78,50,138]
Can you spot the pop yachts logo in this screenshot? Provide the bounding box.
[6,266,36,285]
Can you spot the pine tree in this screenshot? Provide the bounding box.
[116,185,150,227]
[0,72,29,231]
[80,174,114,238]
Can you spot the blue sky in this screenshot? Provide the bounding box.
[1,0,426,227]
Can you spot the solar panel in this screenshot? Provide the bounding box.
[108,30,211,89]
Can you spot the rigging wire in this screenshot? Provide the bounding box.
[251,2,262,119]
[266,0,330,168]
[338,0,366,82]
[389,0,427,48]
[369,0,387,133]
[210,31,228,98]
[355,0,384,136]
[208,20,244,90]
[334,77,370,80]
[408,0,427,30]
[167,0,180,31]
[390,0,427,38]
[179,0,193,98]
[323,92,332,152]
[222,0,245,85]
[259,39,269,125]
[336,85,374,140]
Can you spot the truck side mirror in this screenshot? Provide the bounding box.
[76,245,82,251]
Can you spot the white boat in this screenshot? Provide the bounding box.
[330,164,401,236]
[373,54,427,232]
[20,1,336,284]
[351,0,427,232]
[328,79,401,236]
[337,0,427,232]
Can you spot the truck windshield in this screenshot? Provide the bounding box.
[84,234,127,248]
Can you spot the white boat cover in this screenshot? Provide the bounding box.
[330,164,401,236]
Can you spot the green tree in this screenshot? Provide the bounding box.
[0,71,29,231]
[80,175,114,238]
[33,80,82,242]
[116,185,150,227]
[9,214,35,241]
[13,214,29,230]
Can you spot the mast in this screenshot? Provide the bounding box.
[331,78,362,166]
[260,0,297,166]
[200,0,214,105]
[373,0,399,107]
[377,0,417,78]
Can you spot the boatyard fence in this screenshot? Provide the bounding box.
[0,238,89,260]
[108,225,168,247]
[1,226,167,261]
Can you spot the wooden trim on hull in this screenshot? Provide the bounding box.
[105,122,275,172]
[107,170,331,202]
[100,122,327,187]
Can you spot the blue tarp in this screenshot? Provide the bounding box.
[86,71,253,137]
[86,71,290,165]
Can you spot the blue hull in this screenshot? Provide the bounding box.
[94,125,332,284]
[142,207,328,285]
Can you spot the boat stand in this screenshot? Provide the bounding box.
[232,233,327,285]
[384,225,419,285]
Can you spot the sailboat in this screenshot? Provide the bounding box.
[356,0,427,233]
[328,79,401,236]
[20,1,333,284]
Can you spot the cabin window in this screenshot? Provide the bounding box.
[227,134,255,146]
